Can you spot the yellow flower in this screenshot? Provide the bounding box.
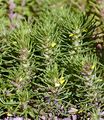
[51,42,56,48]
[54,77,65,87]
[69,33,75,37]
[59,77,65,84]
[91,64,96,70]
[78,110,83,113]
[7,113,12,117]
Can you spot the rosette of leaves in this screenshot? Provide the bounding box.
[30,8,73,119]
[60,10,96,56]
[0,22,38,119]
[80,54,104,119]
[33,10,61,70]
[63,50,104,119]
[33,62,72,119]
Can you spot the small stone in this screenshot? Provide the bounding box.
[99,118,104,120]
[68,108,78,114]
[100,111,104,116]
[71,115,77,120]
[63,117,71,120]
[4,117,24,120]
[40,116,46,120]
[49,113,52,118]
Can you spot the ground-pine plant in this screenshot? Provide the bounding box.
[0,0,104,120]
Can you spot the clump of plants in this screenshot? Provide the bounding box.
[0,0,104,120]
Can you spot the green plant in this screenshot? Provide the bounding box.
[0,0,104,120]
